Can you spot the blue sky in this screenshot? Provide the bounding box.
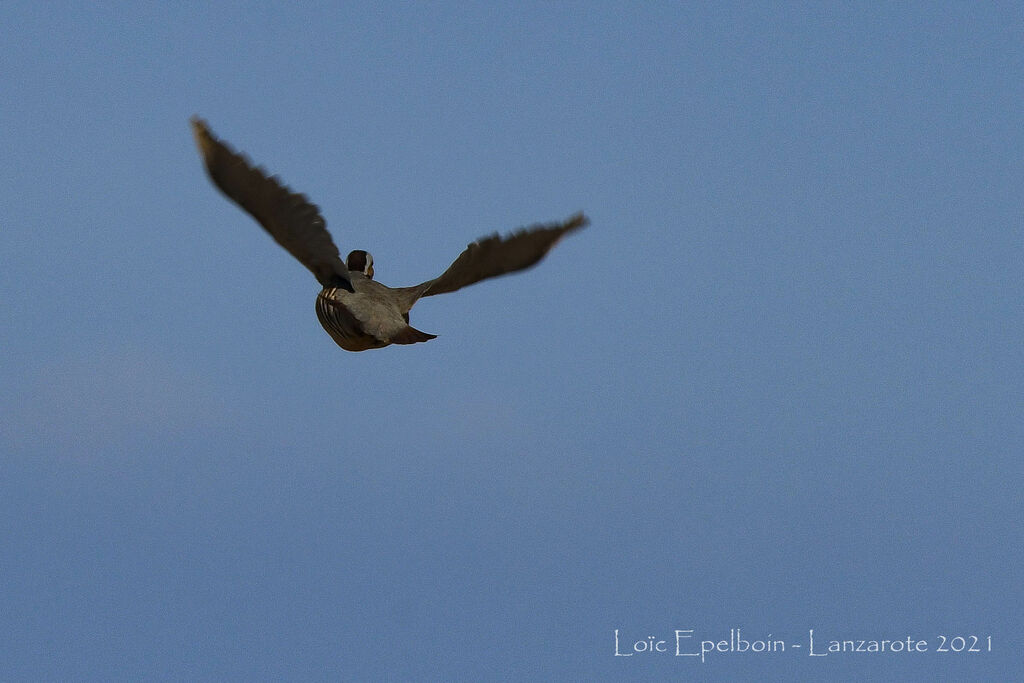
[2,2,1021,680]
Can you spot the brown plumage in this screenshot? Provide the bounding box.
[191,117,587,351]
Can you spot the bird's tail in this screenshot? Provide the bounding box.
[389,325,437,345]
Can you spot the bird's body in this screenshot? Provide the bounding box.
[316,276,433,351]
[191,117,586,351]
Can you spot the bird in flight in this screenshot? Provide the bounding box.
[191,118,587,351]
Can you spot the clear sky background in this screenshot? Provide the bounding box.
[2,2,1021,680]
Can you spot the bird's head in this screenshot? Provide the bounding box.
[346,250,374,279]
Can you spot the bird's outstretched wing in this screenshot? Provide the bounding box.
[191,117,351,290]
[419,213,588,297]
